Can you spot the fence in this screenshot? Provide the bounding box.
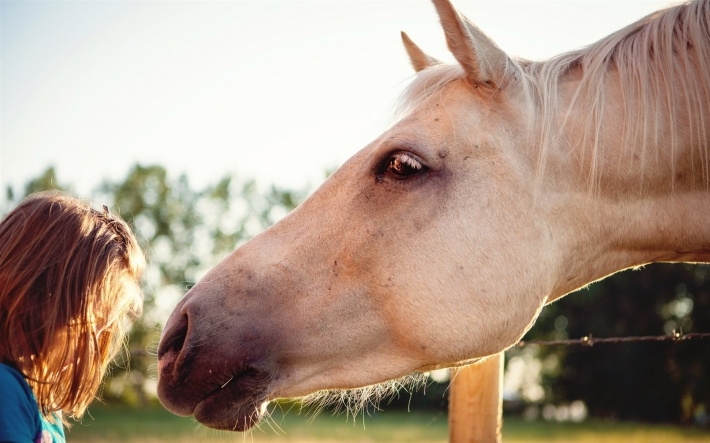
[447,330,710,443]
[449,354,504,442]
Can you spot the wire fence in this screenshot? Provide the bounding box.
[516,329,710,347]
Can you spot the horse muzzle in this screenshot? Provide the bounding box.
[156,296,273,431]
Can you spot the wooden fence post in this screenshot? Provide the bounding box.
[448,353,504,443]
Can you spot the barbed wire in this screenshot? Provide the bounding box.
[516,329,710,347]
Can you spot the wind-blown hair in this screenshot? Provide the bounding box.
[527,0,710,190]
[0,191,145,421]
[400,0,710,191]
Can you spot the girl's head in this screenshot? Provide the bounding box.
[0,191,145,419]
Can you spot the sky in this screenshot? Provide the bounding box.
[1,0,679,203]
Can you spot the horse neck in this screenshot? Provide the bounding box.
[541,64,710,301]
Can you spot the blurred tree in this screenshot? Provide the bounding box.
[100,165,307,405]
[4,164,308,406]
[4,166,71,205]
[523,263,710,424]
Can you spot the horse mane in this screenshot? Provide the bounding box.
[399,0,710,191]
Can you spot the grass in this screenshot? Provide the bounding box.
[69,404,448,443]
[67,404,710,443]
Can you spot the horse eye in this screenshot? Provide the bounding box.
[385,153,425,178]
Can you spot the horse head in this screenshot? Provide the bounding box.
[157,0,710,431]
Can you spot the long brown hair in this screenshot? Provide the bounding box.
[0,191,145,420]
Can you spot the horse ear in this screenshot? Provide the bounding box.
[432,0,517,89]
[401,31,441,72]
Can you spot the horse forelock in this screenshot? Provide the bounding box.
[398,0,710,193]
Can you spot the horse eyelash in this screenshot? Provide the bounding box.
[376,151,425,178]
[393,153,423,170]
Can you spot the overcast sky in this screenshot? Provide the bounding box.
[1,0,677,203]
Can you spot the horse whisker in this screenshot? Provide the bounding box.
[220,376,234,389]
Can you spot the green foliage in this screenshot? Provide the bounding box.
[4,166,72,205]
[23,166,72,196]
[5,164,307,406]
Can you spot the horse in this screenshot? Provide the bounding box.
[157,0,710,431]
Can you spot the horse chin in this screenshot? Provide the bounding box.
[157,350,272,432]
[192,386,270,431]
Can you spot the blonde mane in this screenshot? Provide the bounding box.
[400,0,710,191]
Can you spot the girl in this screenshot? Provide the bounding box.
[0,191,145,442]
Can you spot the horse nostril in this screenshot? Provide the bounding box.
[158,313,189,360]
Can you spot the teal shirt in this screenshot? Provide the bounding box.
[0,363,65,443]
